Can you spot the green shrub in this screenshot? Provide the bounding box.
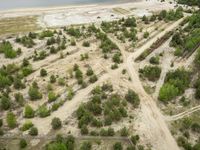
[125,89,140,107]
[45,142,67,150]
[48,91,57,102]
[80,141,92,150]
[143,31,149,38]
[21,65,33,76]
[24,105,35,118]
[108,127,115,136]
[86,68,94,76]
[19,138,27,149]
[50,75,56,83]
[0,74,11,88]
[38,105,50,118]
[81,125,88,135]
[0,119,2,127]
[14,93,24,106]
[29,127,38,136]
[149,56,160,64]
[112,53,121,64]
[120,127,129,136]
[40,69,47,77]
[89,75,98,83]
[139,66,161,81]
[0,128,4,136]
[58,78,65,86]
[28,84,42,100]
[159,68,190,102]
[113,142,123,150]
[6,112,17,129]
[83,41,90,47]
[159,83,179,102]
[51,117,62,130]
[20,121,33,131]
[130,135,140,145]
[124,17,137,27]
[0,96,11,110]
[0,41,17,58]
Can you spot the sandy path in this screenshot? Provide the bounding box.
[104,18,184,150]
[165,105,200,121]
[153,40,174,99]
[102,17,186,150]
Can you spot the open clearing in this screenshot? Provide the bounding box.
[0,0,200,150]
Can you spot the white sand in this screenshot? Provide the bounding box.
[0,0,177,28]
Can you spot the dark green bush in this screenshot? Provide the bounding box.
[51,117,62,130]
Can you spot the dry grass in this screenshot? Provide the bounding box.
[113,7,130,15]
[0,16,40,36]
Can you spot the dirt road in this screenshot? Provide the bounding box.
[124,28,182,150]
[105,17,184,150]
[165,105,200,121]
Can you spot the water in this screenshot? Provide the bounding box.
[0,0,132,11]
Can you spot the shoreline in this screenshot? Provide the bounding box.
[0,0,177,31]
[0,0,141,14]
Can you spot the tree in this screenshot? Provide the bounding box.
[6,112,17,129]
[124,17,136,27]
[158,10,167,20]
[19,139,27,148]
[40,68,47,77]
[142,15,149,24]
[29,127,38,136]
[51,117,62,130]
[24,105,35,118]
[113,142,123,150]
